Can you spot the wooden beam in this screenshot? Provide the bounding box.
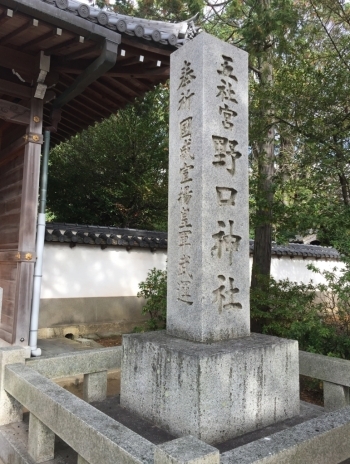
[22,29,56,51]
[0,19,32,45]
[0,10,13,27]
[101,76,140,99]
[0,78,32,99]
[0,100,30,125]
[121,36,172,57]
[106,68,170,79]
[118,76,153,93]
[90,79,133,105]
[64,44,100,61]
[44,36,80,56]
[0,45,36,80]
[56,73,112,111]
[52,39,118,109]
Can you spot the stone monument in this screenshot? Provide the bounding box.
[120,32,299,445]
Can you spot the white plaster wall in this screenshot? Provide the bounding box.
[41,243,167,299]
[41,243,343,300]
[269,257,343,285]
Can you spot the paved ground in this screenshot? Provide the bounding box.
[37,337,102,357]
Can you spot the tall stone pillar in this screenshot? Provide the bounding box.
[120,32,299,445]
[167,32,249,342]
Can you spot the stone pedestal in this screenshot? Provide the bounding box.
[121,332,299,444]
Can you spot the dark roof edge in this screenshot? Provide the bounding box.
[45,223,340,259]
[2,0,121,43]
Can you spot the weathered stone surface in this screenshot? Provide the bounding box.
[5,363,155,464]
[28,412,55,462]
[323,381,350,412]
[26,346,121,379]
[78,456,89,464]
[299,350,350,387]
[83,370,107,403]
[167,32,249,342]
[0,347,28,425]
[221,406,350,464]
[121,331,299,444]
[154,436,219,463]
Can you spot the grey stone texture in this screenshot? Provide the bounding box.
[0,347,28,426]
[28,412,55,462]
[167,32,249,342]
[78,456,89,464]
[324,381,350,412]
[26,346,121,379]
[4,363,155,464]
[299,350,350,386]
[120,331,299,444]
[154,436,219,464]
[221,406,350,464]
[83,370,107,403]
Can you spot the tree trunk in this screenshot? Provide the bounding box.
[250,48,275,333]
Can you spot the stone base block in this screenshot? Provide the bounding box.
[120,331,299,444]
[155,436,219,463]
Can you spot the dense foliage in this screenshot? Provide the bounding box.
[137,268,167,330]
[47,86,169,231]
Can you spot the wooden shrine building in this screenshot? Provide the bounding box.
[0,0,198,346]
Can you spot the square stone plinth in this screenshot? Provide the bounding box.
[120,331,299,444]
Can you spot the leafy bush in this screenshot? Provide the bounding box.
[138,262,350,358]
[251,262,350,359]
[137,268,167,330]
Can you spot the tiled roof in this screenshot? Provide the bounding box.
[45,223,168,251]
[43,0,200,47]
[45,223,340,259]
[249,240,340,260]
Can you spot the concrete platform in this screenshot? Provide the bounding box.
[37,337,102,357]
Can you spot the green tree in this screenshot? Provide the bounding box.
[47,85,169,230]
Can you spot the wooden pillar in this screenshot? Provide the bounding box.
[13,96,43,345]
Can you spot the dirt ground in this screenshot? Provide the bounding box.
[97,335,122,347]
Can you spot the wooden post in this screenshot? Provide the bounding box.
[14,96,43,345]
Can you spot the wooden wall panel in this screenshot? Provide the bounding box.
[0,152,24,249]
[0,262,18,343]
[0,97,43,345]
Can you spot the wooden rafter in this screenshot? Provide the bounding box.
[0,19,32,45]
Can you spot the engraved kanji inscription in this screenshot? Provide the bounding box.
[212,275,242,314]
[211,220,241,265]
[180,207,192,228]
[216,187,237,206]
[219,104,237,129]
[180,136,194,161]
[212,136,242,175]
[217,79,238,103]
[179,89,194,110]
[178,229,192,247]
[180,117,192,138]
[178,253,192,279]
[178,60,196,89]
[180,162,194,184]
[178,185,193,205]
[177,279,193,305]
[216,55,238,130]
[217,55,237,81]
